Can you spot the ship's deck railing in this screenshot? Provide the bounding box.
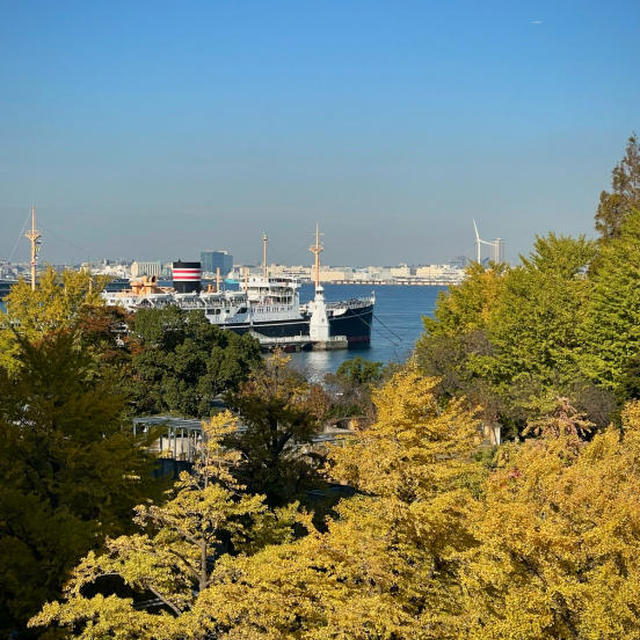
[323,297,374,310]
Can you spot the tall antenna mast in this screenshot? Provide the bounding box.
[262,233,268,278]
[25,205,42,291]
[309,222,323,289]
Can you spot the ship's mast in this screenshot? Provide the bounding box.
[24,205,42,291]
[309,222,323,290]
[262,233,268,279]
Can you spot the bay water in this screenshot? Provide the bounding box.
[291,283,446,380]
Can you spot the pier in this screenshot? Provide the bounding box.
[248,331,348,352]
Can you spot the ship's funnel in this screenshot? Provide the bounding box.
[172,261,202,293]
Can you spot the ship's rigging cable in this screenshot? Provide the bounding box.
[354,312,405,363]
[355,313,400,347]
[373,314,403,343]
[279,238,319,267]
[39,225,91,256]
[8,210,30,263]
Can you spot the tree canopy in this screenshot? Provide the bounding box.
[0,330,157,637]
[594,133,640,240]
[31,370,640,639]
[0,266,108,373]
[335,356,384,385]
[578,210,640,400]
[30,412,300,639]
[415,233,605,433]
[30,369,486,639]
[460,400,640,639]
[225,351,328,506]
[130,306,261,417]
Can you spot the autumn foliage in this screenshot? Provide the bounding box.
[8,135,640,638]
[27,366,640,639]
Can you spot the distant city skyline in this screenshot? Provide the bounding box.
[2,225,480,269]
[1,1,638,265]
[3,208,502,267]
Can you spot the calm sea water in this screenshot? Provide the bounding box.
[0,284,448,378]
[290,284,446,380]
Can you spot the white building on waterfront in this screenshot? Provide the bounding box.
[131,261,163,278]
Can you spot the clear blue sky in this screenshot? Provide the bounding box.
[1,0,638,266]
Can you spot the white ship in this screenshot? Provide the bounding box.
[104,228,374,348]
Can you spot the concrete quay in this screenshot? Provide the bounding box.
[248,331,348,352]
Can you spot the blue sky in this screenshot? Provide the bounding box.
[0,0,638,265]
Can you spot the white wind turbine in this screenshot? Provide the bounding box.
[473,219,496,263]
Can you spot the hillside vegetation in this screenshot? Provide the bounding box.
[1,134,640,639]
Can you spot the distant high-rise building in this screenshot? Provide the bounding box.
[491,238,505,263]
[200,250,233,275]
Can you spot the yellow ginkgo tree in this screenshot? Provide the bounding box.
[460,399,640,640]
[0,266,108,372]
[32,369,640,639]
[196,368,486,640]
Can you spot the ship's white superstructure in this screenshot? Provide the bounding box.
[103,274,304,327]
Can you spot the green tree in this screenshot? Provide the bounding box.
[225,351,326,506]
[594,133,640,240]
[335,356,384,385]
[421,261,508,340]
[415,236,608,433]
[579,209,640,400]
[322,356,384,421]
[477,233,597,426]
[415,262,506,408]
[0,330,155,637]
[130,307,261,417]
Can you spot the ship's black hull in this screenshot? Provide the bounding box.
[223,303,373,345]
[327,304,373,344]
